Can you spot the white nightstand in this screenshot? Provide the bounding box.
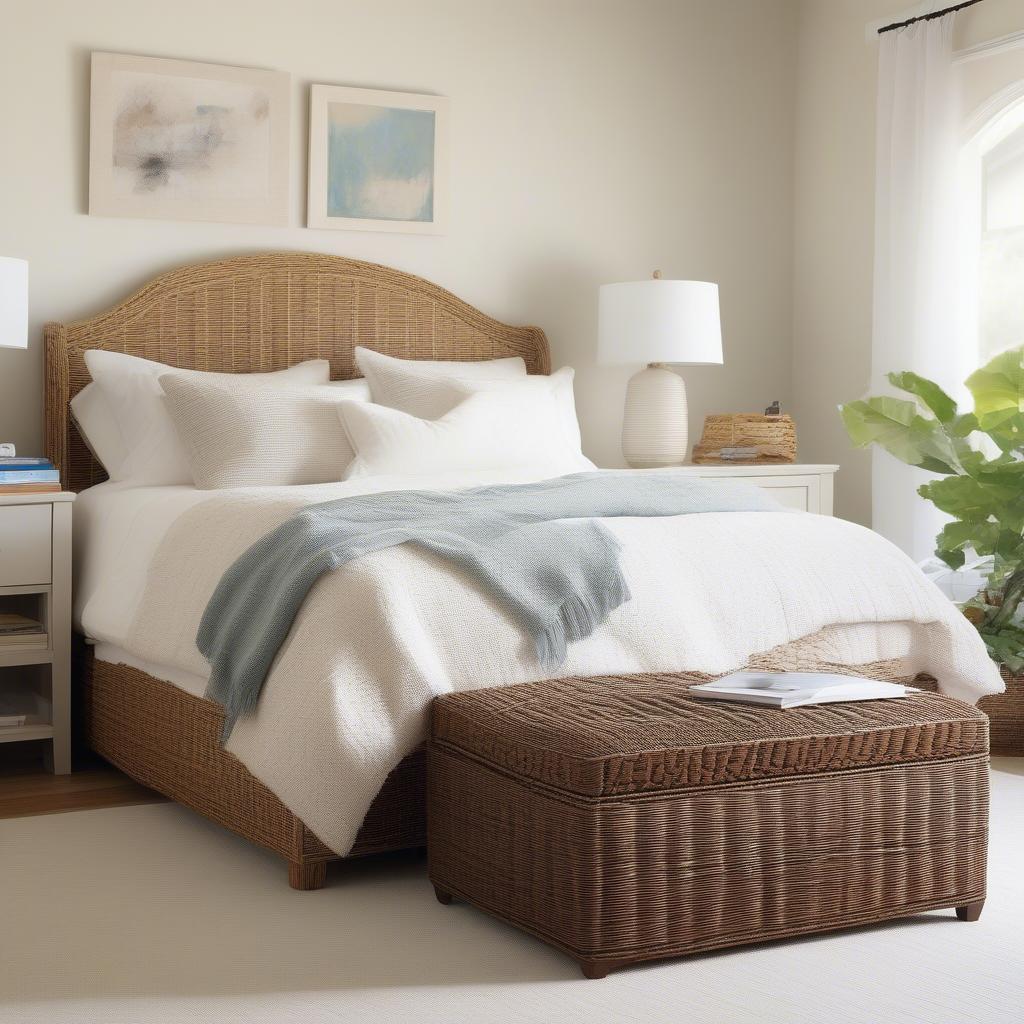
[669,463,839,515]
[0,491,75,773]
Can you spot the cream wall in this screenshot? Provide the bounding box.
[792,0,1024,526]
[0,0,798,468]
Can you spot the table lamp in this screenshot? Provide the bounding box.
[0,257,28,350]
[598,272,722,467]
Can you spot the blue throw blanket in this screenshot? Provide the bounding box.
[197,471,778,735]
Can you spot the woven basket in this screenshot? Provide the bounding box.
[693,413,797,464]
[978,668,1024,755]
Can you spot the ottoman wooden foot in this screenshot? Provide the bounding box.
[580,959,611,980]
[288,860,327,891]
[434,885,454,905]
[956,900,985,922]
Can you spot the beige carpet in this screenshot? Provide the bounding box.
[1,760,1022,1024]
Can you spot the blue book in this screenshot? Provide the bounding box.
[0,458,53,469]
[0,469,60,483]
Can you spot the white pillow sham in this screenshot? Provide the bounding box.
[354,346,527,420]
[338,385,595,480]
[84,351,331,485]
[441,367,585,456]
[69,382,129,478]
[160,376,368,489]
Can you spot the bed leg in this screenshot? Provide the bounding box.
[288,860,327,891]
[956,900,984,922]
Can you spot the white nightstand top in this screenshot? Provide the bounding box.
[0,491,76,507]
[672,463,839,477]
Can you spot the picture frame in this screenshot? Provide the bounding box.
[89,52,290,226]
[307,84,448,234]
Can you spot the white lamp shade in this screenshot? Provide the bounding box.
[598,279,722,366]
[0,257,28,351]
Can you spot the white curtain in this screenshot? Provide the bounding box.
[872,12,965,563]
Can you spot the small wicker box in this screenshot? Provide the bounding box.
[693,412,797,464]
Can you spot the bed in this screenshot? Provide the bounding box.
[47,251,549,889]
[47,252,1003,892]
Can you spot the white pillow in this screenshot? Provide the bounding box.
[326,378,371,399]
[441,367,584,457]
[160,376,368,489]
[69,382,129,478]
[354,346,527,420]
[84,351,331,485]
[338,387,596,480]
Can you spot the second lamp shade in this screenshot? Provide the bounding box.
[598,279,722,366]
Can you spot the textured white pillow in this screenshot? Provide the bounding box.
[441,367,585,456]
[160,376,368,489]
[84,351,331,485]
[338,387,596,480]
[326,378,372,400]
[354,346,527,419]
[69,382,129,478]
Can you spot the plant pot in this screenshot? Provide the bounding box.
[978,668,1024,756]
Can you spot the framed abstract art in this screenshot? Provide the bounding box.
[307,85,448,234]
[89,52,290,226]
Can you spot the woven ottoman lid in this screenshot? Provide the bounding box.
[431,673,988,798]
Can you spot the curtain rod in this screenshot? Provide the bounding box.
[878,0,983,34]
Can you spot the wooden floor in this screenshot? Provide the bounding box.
[0,745,163,819]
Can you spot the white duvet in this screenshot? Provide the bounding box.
[74,471,1004,855]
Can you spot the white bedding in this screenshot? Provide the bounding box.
[74,473,1005,856]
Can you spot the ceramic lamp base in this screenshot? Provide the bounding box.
[621,363,688,468]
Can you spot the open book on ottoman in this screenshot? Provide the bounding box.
[688,671,913,708]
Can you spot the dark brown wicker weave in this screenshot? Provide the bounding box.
[48,252,549,887]
[428,673,990,978]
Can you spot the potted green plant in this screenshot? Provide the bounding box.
[841,346,1024,754]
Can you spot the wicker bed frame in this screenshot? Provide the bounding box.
[45,251,550,889]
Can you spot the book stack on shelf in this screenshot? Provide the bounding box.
[0,457,60,494]
[0,613,47,649]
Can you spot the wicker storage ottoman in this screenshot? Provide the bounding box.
[428,673,990,978]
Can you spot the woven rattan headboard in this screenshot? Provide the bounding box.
[44,251,550,492]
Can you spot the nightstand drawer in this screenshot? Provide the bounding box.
[0,505,52,586]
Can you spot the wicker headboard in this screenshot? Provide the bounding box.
[44,251,550,492]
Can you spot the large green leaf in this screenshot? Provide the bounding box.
[976,408,1024,452]
[840,397,960,473]
[933,520,975,568]
[966,347,1024,418]
[888,370,957,422]
[920,475,1015,522]
[949,412,979,438]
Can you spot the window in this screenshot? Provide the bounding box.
[979,98,1024,361]
[960,86,1024,366]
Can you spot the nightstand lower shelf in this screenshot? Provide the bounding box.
[0,647,53,669]
[0,716,54,744]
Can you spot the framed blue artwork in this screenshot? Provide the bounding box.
[308,85,448,234]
